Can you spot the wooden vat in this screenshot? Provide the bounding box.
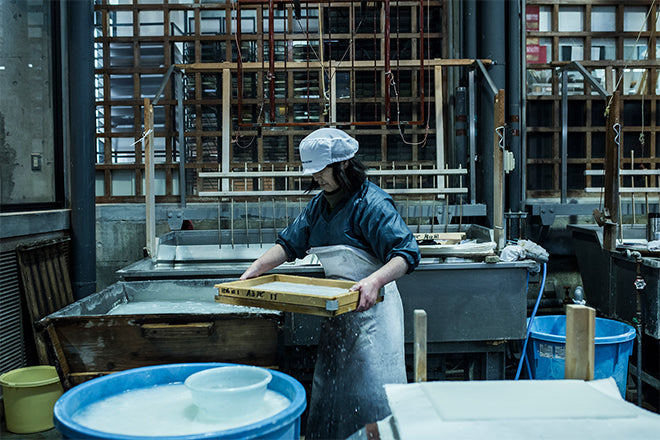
[39,279,282,388]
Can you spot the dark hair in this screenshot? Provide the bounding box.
[305,157,368,193]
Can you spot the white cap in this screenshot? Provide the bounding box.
[299,128,359,175]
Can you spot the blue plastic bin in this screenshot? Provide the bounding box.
[53,363,306,440]
[525,315,636,397]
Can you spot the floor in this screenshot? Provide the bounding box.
[0,424,61,440]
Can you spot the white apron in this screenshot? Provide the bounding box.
[305,245,407,440]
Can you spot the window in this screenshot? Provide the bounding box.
[94,0,445,202]
[526,1,660,198]
[1,0,63,210]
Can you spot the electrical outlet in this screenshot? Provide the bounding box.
[31,153,42,171]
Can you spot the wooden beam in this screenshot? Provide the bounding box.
[329,65,337,126]
[144,98,156,259]
[603,91,621,251]
[435,66,445,198]
[46,323,72,389]
[565,304,596,382]
[222,69,232,192]
[414,309,427,382]
[493,89,506,249]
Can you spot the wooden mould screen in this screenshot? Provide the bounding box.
[16,237,74,364]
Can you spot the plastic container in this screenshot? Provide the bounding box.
[0,365,63,434]
[53,363,306,440]
[526,315,636,397]
[184,365,272,419]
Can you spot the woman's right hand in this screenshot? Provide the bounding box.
[239,244,289,280]
[240,262,262,280]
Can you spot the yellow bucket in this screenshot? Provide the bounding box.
[0,365,63,434]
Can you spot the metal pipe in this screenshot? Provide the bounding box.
[507,0,523,239]
[419,0,425,123]
[238,120,426,127]
[455,87,468,169]
[558,61,610,98]
[245,200,250,248]
[240,0,388,3]
[237,2,244,126]
[520,0,527,216]
[468,69,476,204]
[463,0,477,60]
[231,198,235,248]
[151,64,176,106]
[218,201,222,249]
[384,0,391,121]
[475,59,498,97]
[268,0,276,122]
[561,70,568,204]
[67,0,96,300]
[258,197,263,246]
[632,252,645,407]
[477,0,506,231]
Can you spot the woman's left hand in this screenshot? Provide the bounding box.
[349,256,410,312]
[350,277,381,312]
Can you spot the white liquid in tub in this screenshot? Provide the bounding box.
[72,384,291,436]
[107,301,267,315]
[257,281,349,297]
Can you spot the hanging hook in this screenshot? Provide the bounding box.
[495,125,506,150]
[613,122,621,148]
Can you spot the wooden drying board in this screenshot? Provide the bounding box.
[215,274,378,317]
[16,237,75,365]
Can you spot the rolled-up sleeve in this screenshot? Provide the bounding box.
[354,196,420,273]
[276,201,314,262]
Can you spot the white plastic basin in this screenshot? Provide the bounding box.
[184,366,272,419]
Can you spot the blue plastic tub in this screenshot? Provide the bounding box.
[525,315,636,397]
[53,363,306,440]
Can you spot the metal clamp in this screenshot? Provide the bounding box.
[325,299,339,311]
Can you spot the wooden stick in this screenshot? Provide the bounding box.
[414,309,427,382]
[565,304,596,381]
[603,91,621,250]
[144,98,156,259]
[631,150,636,223]
[645,175,649,216]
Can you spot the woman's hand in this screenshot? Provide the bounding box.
[350,256,409,312]
[350,277,381,312]
[239,261,263,280]
[239,244,288,281]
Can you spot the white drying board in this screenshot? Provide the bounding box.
[384,379,660,440]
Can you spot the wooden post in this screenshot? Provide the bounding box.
[329,65,337,126]
[144,98,156,259]
[493,89,506,249]
[414,309,427,382]
[222,68,231,192]
[46,324,72,389]
[603,91,621,251]
[565,304,596,381]
[435,66,445,198]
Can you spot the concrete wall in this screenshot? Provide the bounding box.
[0,0,57,205]
[95,204,225,289]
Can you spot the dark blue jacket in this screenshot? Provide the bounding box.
[276,181,420,273]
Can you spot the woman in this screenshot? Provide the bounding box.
[240,128,420,439]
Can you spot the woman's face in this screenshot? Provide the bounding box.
[312,166,340,192]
